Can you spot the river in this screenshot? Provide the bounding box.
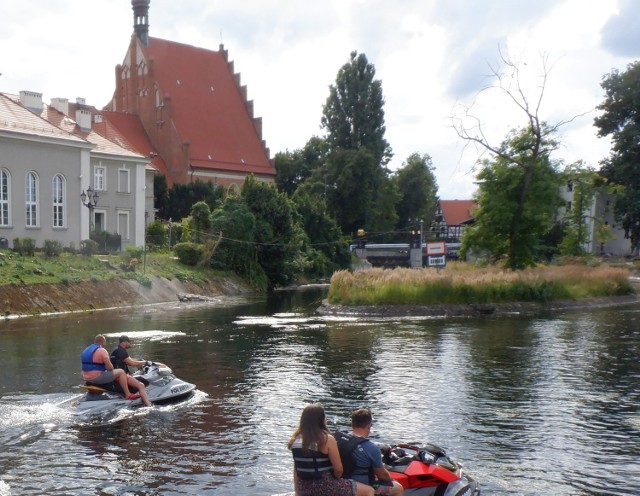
[0,287,639,495]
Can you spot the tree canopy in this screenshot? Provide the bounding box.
[594,60,640,251]
[321,51,392,166]
[392,153,439,235]
[461,127,564,268]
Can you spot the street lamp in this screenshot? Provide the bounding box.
[80,186,99,232]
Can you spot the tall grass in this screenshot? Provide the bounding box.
[327,264,634,306]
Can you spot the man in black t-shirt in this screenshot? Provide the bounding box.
[110,335,151,374]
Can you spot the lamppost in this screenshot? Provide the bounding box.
[80,186,99,233]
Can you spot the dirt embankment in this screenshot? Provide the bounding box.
[0,276,251,318]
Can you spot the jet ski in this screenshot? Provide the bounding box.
[382,442,480,496]
[70,362,195,416]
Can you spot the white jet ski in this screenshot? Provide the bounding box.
[71,362,195,416]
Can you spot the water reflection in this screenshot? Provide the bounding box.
[0,290,639,495]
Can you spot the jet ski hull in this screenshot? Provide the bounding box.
[71,364,196,416]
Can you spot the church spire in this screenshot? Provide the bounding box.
[132,0,150,46]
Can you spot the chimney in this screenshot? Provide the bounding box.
[94,114,103,124]
[19,91,43,113]
[75,98,91,131]
[132,0,150,46]
[50,97,69,115]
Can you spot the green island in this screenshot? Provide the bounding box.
[327,262,637,306]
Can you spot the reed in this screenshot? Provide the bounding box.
[327,264,634,306]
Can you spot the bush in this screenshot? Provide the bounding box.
[13,237,36,256]
[90,231,122,253]
[125,245,144,261]
[80,239,99,256]
[173,242,204,266]
[146,220,168,250]
[43,240,63,257]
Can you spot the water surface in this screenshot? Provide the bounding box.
[0,289,639,495]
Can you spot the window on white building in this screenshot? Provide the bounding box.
[117,211,130,240]
[94,166,106,191]
[25,172,38,227]
[0,169,11,226]
[118,168,130,193]
[53,174,65,228]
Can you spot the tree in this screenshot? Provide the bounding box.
[461,127,564,268]
[291,192,351,277]
[392,153,439,235]
[154,174,169,219]
[321,51,392,166]
[209,196,267,288]
[156,179,223,222]
[320,51,396,236]
[453,52,572,269]
[275,137,327,197]
[241,175,305,289]
[594,60,640,252]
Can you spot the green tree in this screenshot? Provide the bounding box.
[392,153,439,235]
[190,201,212,243]
[594,60,640,252]
[461,127,564,268]
[209,197,267,288]
[275,137,327,197]
[291,192,351,277]
[154,174,169,219]
[320,51,396,236]
[454,52,572,269]
[321,51,392,166]
[159,180,223,222]
[241,175,305,288]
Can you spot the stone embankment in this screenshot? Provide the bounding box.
[0,276,251,318]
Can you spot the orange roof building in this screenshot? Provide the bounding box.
[433,199,477,241]
[103,1,275,190]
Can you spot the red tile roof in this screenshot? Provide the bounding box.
[439,200,477,225]
[97,110,168,176]
[143,37,273,175]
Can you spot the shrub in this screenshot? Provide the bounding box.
[80,239,99,256]
[90,231,122,253]
[13,237,36,256]
[43,240,63,257]
[125,245,145,261]
[146,220,168,250]
[173,242,204,266]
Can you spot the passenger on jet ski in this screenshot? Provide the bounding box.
[110,335,166,374]
[335,408,404,496]
[81,334,152,407]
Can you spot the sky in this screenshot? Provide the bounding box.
[1,0,639,199]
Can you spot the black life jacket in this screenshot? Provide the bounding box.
[290,437,334,480]
[334,430,375,483]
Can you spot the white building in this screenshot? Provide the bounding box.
[0,91,152,251]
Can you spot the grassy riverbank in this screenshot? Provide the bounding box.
[327,263,636,306]
[0,250,235,288]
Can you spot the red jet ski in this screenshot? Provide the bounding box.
[382,442,480,496]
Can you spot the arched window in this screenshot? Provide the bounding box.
[0,169,10,226]
[53,174,66,228]
[25,172,38,227]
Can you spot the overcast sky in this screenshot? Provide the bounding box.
[2,0,638,199]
